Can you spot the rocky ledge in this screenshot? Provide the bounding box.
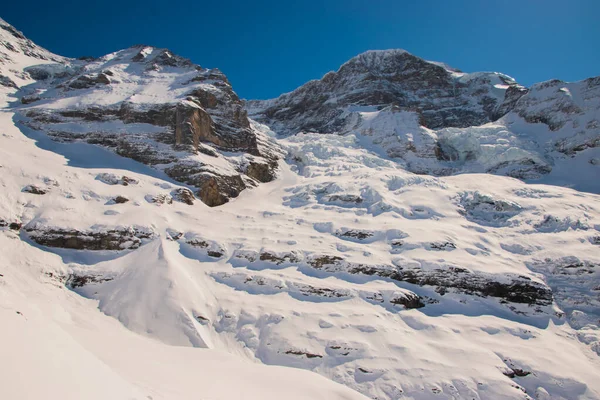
[24,224,155,250]
[230,249,553,309]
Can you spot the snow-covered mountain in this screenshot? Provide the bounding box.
[2,18,280,207]
[249,49,600,192]
[1,16,600,400]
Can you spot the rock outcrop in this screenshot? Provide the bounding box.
[24,224,155,250]
[231,248,552,308]
[248,50,522,134]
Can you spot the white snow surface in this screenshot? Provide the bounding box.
[1,17,600,400]
[2,103,600,398]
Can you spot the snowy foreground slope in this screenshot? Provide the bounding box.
[2,17,600,400]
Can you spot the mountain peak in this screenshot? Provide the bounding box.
[339,48,428,74]
[250,47,524,134]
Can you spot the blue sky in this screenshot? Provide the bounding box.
[3,0,598,99]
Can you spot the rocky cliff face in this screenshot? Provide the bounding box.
[248,50,522,133]
[2,19,279,206]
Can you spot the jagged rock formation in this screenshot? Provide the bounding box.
[249,50,521,133]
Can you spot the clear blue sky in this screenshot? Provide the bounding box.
[3,0,598,99]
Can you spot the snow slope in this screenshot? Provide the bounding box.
[0,234,367,400]
[2,105,600,399]
[1,16,600,400]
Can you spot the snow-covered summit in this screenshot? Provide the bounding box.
[4,20,280,206]
[249,48,599,192]
[248,48,521,132]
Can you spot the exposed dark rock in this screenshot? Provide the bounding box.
[285,350,323,359]
[0,20,62,62]
[555,135,600,156]
[186,239,211,248]
[304,254,552,306]
[195,174,246,207]
[68,72,111,89]
[0,21,26,39]
[383,265,550,305]
[162,163,247,207]
[245,160,277,183]
[298,285,347,298]
[171,188,195,205]
[336,230,373,240]
[26,67,51,81]
[0,219,21,231]
[22,184,48,195]
[488,160,552,180]
[503,368,532,379]
[325,194,363,204]
[185,237,225,258]
[194,314,210,324]
[390,292,425,309]
[114,138,178,165]
[154,49,192,67]
[174,102,214,151]
[67,273,113,288]
[174,101,258,154]
[57,107,118,121]
[16,42,278,209]
[259,251,300,265]
[20,95,40,104]
[112,196,129,204]
[308,255,344,268]
[118,102,175,126]
[0,74,18,88]
[166,229,183,240]
[190,88,219,108]
[25,226,154,250]
[493,85,529,120]
[146,194,173,205]
[429,241,456,251]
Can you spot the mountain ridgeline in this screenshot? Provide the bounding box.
[3,17,600,202]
